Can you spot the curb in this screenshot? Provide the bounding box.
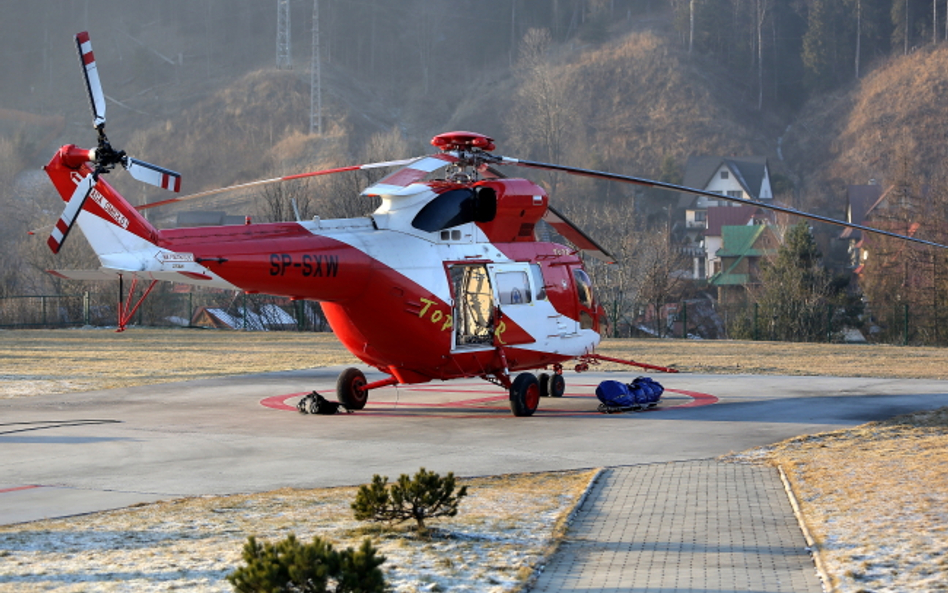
[519,467,606,592]
[778,465,835,593]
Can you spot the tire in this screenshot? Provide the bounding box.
[336,367,368,410]
[549,373,565,398]
[538,373,551,397]
[509,373,540,417]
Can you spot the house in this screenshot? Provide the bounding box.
[709,224,780,305]
[679,155,774,243]
[675,156,775,279]
[838,183,886,269]
[702,205,773,279]
[191,304,297,330]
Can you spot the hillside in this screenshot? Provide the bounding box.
[782,44,948,213]
[6,5,948,295]
[120,25,784,221]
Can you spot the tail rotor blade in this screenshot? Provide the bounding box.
[124,157,182,192]
[48,173,96,254]
[75,32,106,129]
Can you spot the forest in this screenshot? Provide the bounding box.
[2,0,948,344]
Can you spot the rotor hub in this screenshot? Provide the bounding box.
[431,131,496,153]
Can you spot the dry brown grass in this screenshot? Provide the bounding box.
[596,338,948,379]
[0,328,359,398]
[744,408,948,591]
[5,330,948,398]
[0,470,597,592]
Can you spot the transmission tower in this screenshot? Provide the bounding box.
[277,0,292,69]
[310,0,322,134]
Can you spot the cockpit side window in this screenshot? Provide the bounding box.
[530,264,547,301]
[573,269,594,309]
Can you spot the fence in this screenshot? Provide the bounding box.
[610,299,948,347]
[5,290,947,346]
[0,287,330,332]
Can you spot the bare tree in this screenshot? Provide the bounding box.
[507,28,579,196]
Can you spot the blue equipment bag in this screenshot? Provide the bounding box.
[596,376,664,413]
[595,380,635,407]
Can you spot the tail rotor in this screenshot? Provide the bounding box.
[49,31,182,253]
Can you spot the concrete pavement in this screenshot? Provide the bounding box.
[531,461,823,592]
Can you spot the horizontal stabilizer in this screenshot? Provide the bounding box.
[46,269,120,281]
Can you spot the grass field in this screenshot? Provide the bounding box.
[5,328,948,399]
[2,328,947,591]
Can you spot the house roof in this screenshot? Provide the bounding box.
[715,225,778,257]
[839,184,884,240]
[681,155,769,207]
[191,305,297,330]
[709,224,778,286]
[705,205,774,236]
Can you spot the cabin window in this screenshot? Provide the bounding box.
[495,271,532,305]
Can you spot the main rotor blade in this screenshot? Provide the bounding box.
[136,157,422,211]
[76,32,106,129]
[498,156,948,250]
[543,205,616,263]
[48,172,96,254]
[123,157,182,192]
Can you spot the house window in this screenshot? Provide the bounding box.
[694,210,706,222]
[727,190,742,199]
[720,171,729,180]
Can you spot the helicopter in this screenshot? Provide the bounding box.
[43,32,948,417]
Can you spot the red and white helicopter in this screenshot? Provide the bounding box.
[44,32,948,416]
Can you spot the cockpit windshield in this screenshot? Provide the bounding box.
[412,187,497,232]
[411,189,474,232]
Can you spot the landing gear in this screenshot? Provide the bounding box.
[337,367,368,410]
[539,372,565,398]
[509,373,540,417]
[549,373,565,397]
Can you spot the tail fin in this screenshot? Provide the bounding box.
[45,145,160,256]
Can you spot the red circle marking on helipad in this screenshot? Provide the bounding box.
[260,385,717,417]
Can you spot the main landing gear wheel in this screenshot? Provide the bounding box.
[548,373,565,397]
[539,372,565,398]
[337,367,368,410]
[509,373,540,417]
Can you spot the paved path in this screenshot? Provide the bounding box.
[532,461,823,593]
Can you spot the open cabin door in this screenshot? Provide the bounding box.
[448,262,542,350]
[449,263,494,349]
